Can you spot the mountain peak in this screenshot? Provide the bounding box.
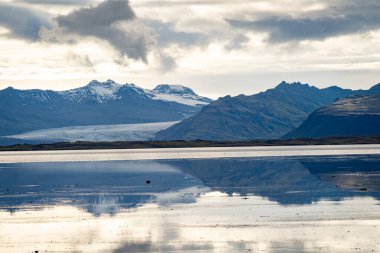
[3,86,15,91]
[276,81,310,88]
[0,86,18,96]
[270,81,314,95]
[59,80,123,103]
[279,80,287,85]
[88,80,100,85]
[150,84,211,106]
[370,83,380,92]
[87,79,119,87]
[153,84,197,96]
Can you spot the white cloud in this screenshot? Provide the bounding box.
[0,0,379,96]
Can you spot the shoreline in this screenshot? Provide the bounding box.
[1,144,380,163]
[0,136,380,152]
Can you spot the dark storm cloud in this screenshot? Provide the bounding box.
[133,0,247,7]
[56,0,135,30]
[16,0,92,5]
[0,3,52,40]
[228,15,380,43]
[51,0,152,62]
[0,1,153,63]
[228,0,380,43]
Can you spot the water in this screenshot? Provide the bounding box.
[0,149,379,252]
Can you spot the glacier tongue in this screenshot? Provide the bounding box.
[6,121,179,143]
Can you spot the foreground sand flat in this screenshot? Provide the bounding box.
[1,144,380,163]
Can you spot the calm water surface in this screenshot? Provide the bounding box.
[0,150,379,252]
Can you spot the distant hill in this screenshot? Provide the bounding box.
[284,94,380,139]
[0,80,211,136]
[369,83,380,92]
[156,81,374,140]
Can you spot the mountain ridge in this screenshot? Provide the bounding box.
[284,94,380,139]
[155,81,378,141]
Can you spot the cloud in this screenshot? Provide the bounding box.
[227,0,380,43]
[0,0,153,64]
[146,19,250,52]
[40,0,154,63]
[228,15,380,43]
[157,52,177,72]
[0,3,52,40]
[224,34,249,51]
[0,0,174,69]
[133,0,247,7]
[56,0,135,29]
[16,0,92,5]
[66,52,95,72]
[146,20,210,48]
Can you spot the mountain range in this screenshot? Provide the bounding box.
[284,94,380,139]
[0,80,211,136]
[155,81,379,140]
[2,80,380,144]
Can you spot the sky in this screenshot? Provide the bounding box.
[0,0,379,98]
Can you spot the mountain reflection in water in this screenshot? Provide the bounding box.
[1,155,380,253]
[0,155,379,215]
[172,155,380,205]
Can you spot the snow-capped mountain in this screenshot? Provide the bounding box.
[59,79,123,103]
[149,84,212,106]
[58,79,211,106]
[0,80,211,136]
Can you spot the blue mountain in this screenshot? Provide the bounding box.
[155,81,377,140]
[284,94,380,139]
[0,80,211,136]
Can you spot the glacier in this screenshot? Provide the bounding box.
[5,121,179,143]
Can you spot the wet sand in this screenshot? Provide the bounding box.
[1,144,380,163]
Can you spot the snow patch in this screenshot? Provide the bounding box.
[154,84,188,93]
[149,84,211,106]
[149,93,209,106]
[59,80,211,106]
[18,90,52,102]
[60,80,123,103]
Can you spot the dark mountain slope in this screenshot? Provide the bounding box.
[156,81,362,140]
[284,94,380,139]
